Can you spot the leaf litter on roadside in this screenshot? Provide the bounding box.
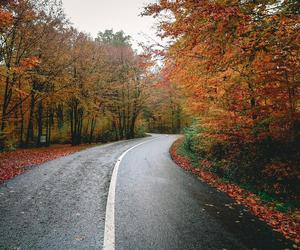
[0,145,91,182]
[170,139,300,247]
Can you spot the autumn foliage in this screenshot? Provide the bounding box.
[0,8,12,28]
[0,0,152,151]
[0,144,90,181]
[144,0,300,202]
[143,0,300,142]
[144,0,300,242]
[171,139,300,245]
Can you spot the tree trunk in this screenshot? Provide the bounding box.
[69,99,84,146]
[26,90,35,146]
[89,117,96,144]
[36,101,43,146]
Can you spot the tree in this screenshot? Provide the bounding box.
[96,30,150,139]
[96,29,131,47]
[143,0,300,143]
[0,13,151,150]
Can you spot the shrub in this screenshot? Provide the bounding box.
[182,123,201,154]
[180,125,300,201]
[135,125,147,138]
[97,130,116,143]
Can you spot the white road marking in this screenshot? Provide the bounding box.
[103,137,161,250]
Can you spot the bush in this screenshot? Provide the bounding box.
[207,141,228,161]
[97,130,116,143]
[182,123,201,153]
[0,130,18,151]
[180,125,300,202]
[135,125,147,138]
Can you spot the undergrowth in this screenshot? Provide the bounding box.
[178,125,300,213]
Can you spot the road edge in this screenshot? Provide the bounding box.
[169,138,299,248]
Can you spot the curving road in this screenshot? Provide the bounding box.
[0,137,150,249]
[0,134,294,249]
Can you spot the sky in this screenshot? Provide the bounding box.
[61,0,158,51]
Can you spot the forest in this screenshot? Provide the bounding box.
[0,0,300,245]
[0,0,185,151]
[0,0,300,197]
[143,0,300,209]
[1,0,300,210]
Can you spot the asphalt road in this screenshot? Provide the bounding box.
[115,135,293,250]
[0,137,150,250]
[0,134,294,249]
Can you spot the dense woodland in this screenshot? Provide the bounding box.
[1,0,300,201]
[0,0,300,245]
[0,1,165,150]
[0,0,186,151]
[143,0,300,201]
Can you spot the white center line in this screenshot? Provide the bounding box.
[103,136,161,250]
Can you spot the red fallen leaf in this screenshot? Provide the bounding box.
[170,139,300,248]
[0,144,92,182]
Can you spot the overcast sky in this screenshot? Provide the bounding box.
[61,0,158,50]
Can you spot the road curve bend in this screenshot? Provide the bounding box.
[0,137,153,250]
[113,135,293,250]
[0,134,293,249]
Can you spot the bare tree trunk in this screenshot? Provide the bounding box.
[36,101,43,146]
[89,117,96,144]
[26,90,35,146]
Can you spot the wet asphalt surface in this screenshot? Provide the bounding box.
[115,135,293,250]
[0,137,149,250]
[0,134,294,249]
